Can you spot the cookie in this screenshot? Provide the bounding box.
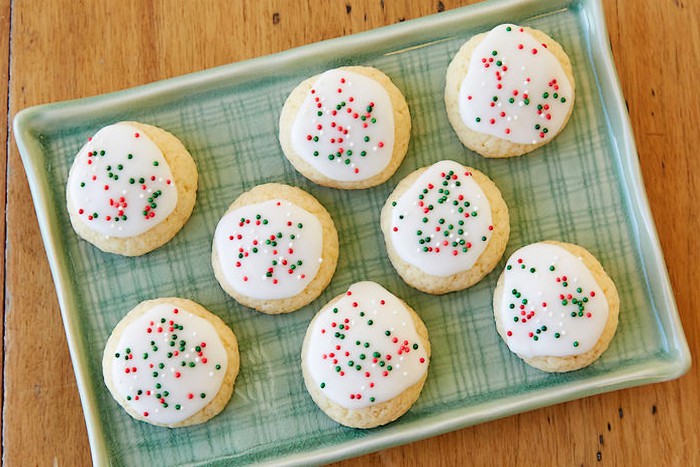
[66,121,197,256]
[445,24,575,158]
[212,183,339,314]
[381,160,509,294]
[102,297,239,427]
[279,66,411,189]
[493,241,619,372]
[301,281,430,428]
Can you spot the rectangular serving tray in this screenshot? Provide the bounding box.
[13,0,690,465]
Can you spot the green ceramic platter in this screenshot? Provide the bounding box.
[13,0,690,465]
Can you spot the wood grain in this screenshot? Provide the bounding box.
[4,0,698,465]
[0,0,9,463]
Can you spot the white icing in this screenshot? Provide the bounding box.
[290,69,395,182]
[495,243,609,358]
[458,24,574,145]
[110,303,228,425]
[305,281,428,408]
[213,199,323,300]
[389,160,494,277]
[67,123,177,238]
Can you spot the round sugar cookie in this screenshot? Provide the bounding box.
[212,183,339,314]
[381,160,509,294]
[102,297,239,427]
[301,281,430,428]
[279,66,411,189]
[445,24,576,158]
[66,121,197,256]
[493,241,619,372]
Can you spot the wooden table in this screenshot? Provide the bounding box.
[3,0,698,465]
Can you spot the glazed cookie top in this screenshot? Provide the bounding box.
[67,122,178,238]
[290,69,395,182]
[109,302,228,425]
[305,281,428,408]
[458,24,573,145]
[389,160,494,277]
[495,243,610,358]
[213,199,324,300]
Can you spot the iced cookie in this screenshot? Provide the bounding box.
[445,24,575,158]
[66,121,197,256]
[381,160,509,294]
[301,281,430,428]
[493,241,619,372]
[212,183,339,314]
[102,298,239,427]
[279,66,411,189]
